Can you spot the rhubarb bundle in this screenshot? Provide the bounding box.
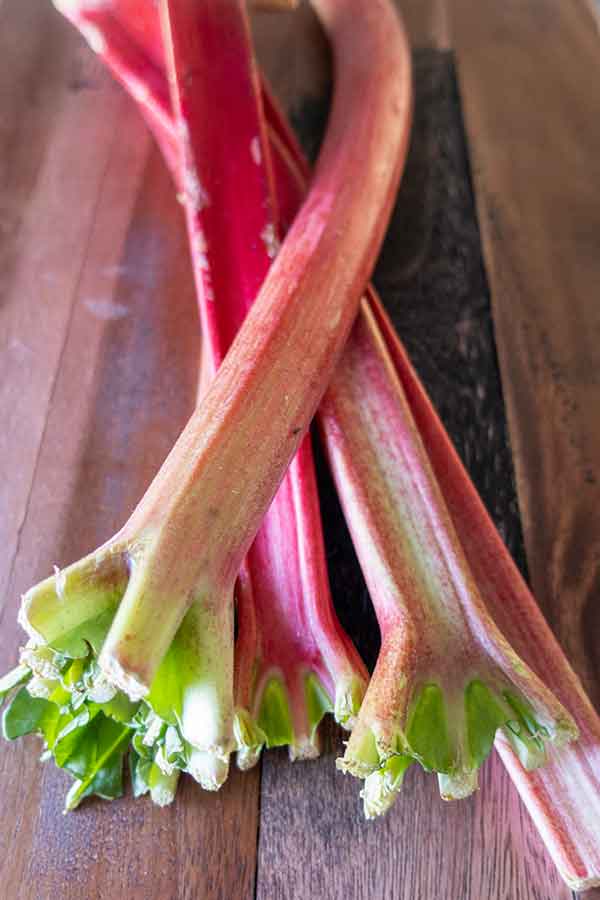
[2,0,600,893]
[1,0,409,804]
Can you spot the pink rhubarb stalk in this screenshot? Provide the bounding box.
[65,2,369,766]
[20,0,410,780]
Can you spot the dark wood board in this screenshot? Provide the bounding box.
[0,2,598,899]
[449,0,600,711]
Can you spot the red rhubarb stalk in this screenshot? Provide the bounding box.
[159,0,368,763]
[19,0,411,781]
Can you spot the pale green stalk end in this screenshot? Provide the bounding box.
[18,553,126,655]
[334,674,365,729]
[3,566,236,806]
[234,672,339,766]
[438,769,479,801]
[147,600,235,774]
[339,678,577,816]
[186,747,229,791]
[337,727,381,778]
[233,708,266,770]
[150,770,179,807]
[131,751,180,806]
[361,755,413,819]
[257,677,295,748]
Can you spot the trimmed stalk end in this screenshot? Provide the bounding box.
[235,671,340,765]
[336,727,381,779]
[150,774,179,807]
[334,674,366,729]
[16,551,127,658]
[233,707,266,770]
[187,746,230,791]
[361,755,413,819]
[17,599,45,646]
[289,738,321,762]
[339,677,577,816]
[438,769,479,801]
[100,656,149,702]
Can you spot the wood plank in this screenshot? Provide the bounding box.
[0,3,124,611]
[449,0,600,712]
[0,6,259,898]
[256,49,570,900]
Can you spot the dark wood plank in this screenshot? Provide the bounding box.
[0,5,259,897]
[449,0,600,712]
[256,50,570,900]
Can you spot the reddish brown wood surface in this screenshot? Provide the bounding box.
[1,1,599,898]
[0,4,259,897]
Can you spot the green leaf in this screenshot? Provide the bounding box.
[63,715,132,810]
[52,707,103,768]
[0,666,31,704]
[99,692,139,726]
[2,687,57,740]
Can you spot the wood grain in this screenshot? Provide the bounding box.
[0,5,259,897]
[2,2,599,899]
[449,0,600,712]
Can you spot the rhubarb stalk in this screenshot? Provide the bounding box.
[263,75,600,892]
[58,1,369,767]
[3,0,411,798]
[158,0,368,765]
[231,93,577,804]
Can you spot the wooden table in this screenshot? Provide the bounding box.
[1,2,600,898]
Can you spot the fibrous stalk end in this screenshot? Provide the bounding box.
[187,746,230,791]
[334,674,366,730]
[99,655,149,702]
[339,678,577,816]
[234,707,266,770]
